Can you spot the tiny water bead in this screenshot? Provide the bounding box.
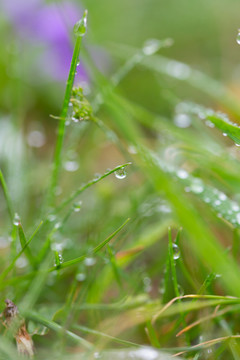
[172,243,180,260]
[13,213,20,226]
[114,167,127,179]
[142,39,161,55]
[73,201,82,212]
[236,30,240,45]
[74,10,88,37]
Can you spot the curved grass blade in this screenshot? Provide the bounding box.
[25,311,93,350]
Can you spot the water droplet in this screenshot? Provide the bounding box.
[68,102,73,107]
[174,113,191,128]
[76,273,86,282]
[219,192,227,201]
[173,243,180,260]
[64,160,79,172]
[236,30,240,45]
[204,197,210,203]
[128,145,137,154]
[27,130,45,148]
[205,120,215,128]
[142,39,161,55]
[84,257,96,266]
[190,181,204,194]
[235,143,240,147]
[223,133,227,137]
[48,214,56,222]
[115,167,127,179]
[166,61,191,80]
[73,201,82,212]
[76,61,80,67]
[74,10,88,37]
[232,203,240,212]
[236,213,240,225]
[214,200,221,206]
[176,169,189,179]
[13,213,20,226]
[51,242,63,252]
[16,256,28,268]
[143,276,152,293]
[177,284,184,296]
[54,253,64,267]
[54,222,61,230]
[184,186,191,192]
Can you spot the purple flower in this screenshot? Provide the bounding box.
[2,0,87,82]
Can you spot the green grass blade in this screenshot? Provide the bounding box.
[47,10,88,207]
[0,169,14,222]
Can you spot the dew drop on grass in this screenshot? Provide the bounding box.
[214,200,221,206]
[236,30,240,44]
[190,182,204,194]
[232,203,240,212]
[219,192,227,201]
[64,160,79,172]
[73,201,82,212]
[84,257,96,266]
[142,39,161,55]
[16,256,28,269]
[235,143,240,147]
[172,243,180,260]
[223,133,227,137]
[115,167,127,179]
[48,214,56,222]
[76,273,86,282]
[13,213,20,226]
[174,113,191,128]
[236,213,240,225]
[176,169,189,179]
[205,120,215,128]
[27,130,45,148]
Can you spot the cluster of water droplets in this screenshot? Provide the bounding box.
[173,166,240,227]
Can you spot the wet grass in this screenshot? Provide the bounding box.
[1,5,240,360]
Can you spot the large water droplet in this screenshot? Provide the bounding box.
[74,10,88,37]
[237,30,240,44]
[172,243,180,260]
[115,167,127,179]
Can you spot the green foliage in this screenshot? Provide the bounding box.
[1,1,240,359]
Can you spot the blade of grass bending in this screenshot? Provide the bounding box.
[48,218,130,271]
[47,10,88,207]
[54,163,131,214]
[25,311,93,350]
[0,221,43,283]
[0,169,14,222]
[4,219,130,286]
